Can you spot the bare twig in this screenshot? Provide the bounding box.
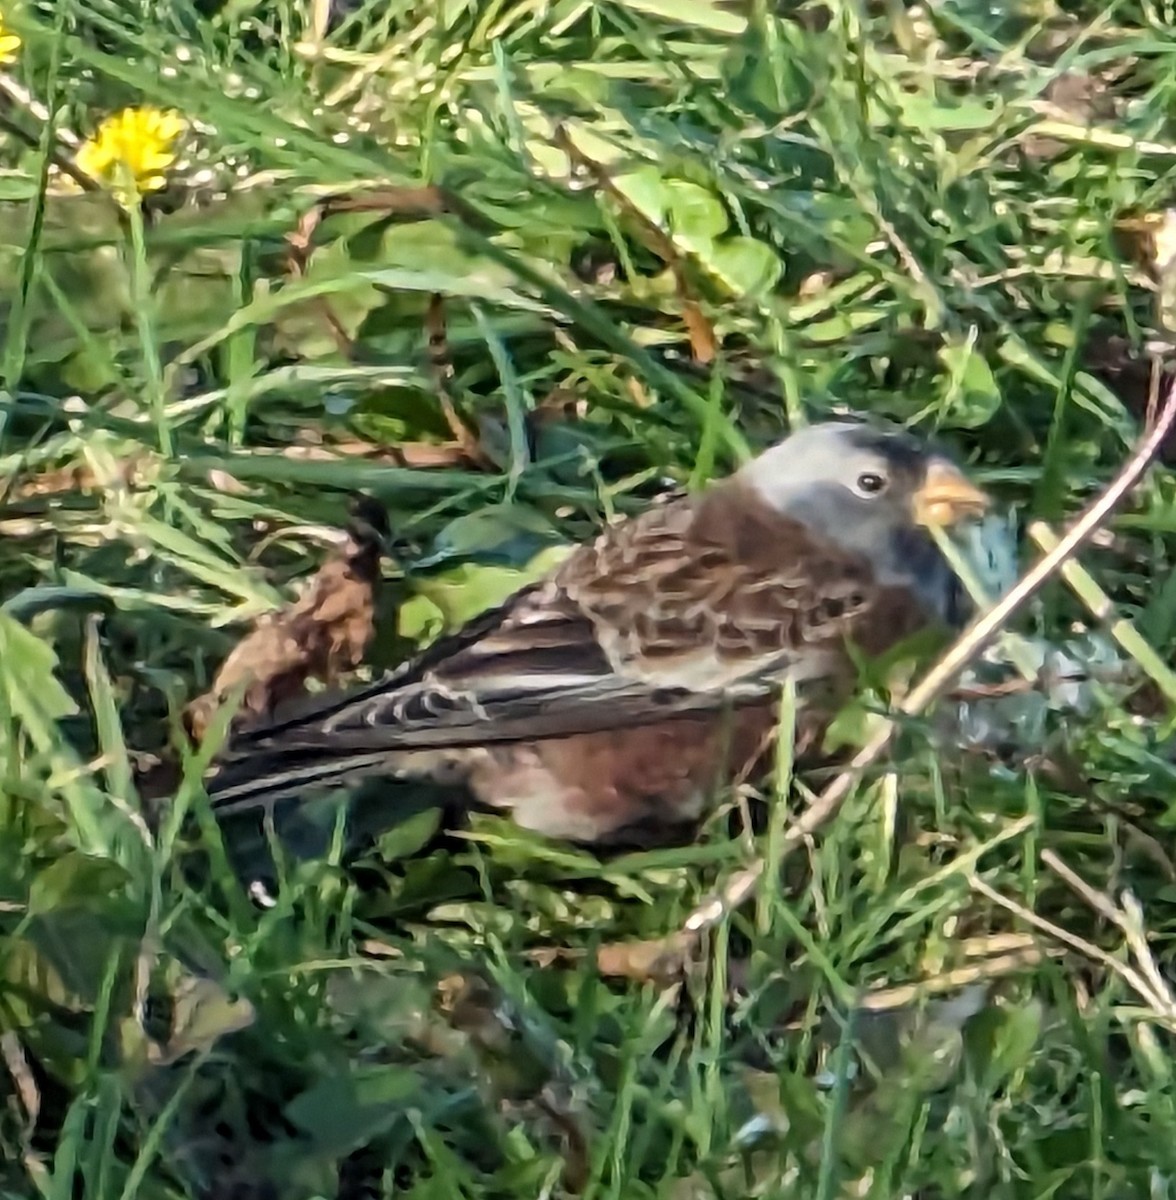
[0,73,79,147]
[309,0,332,46]
[1041,847,1122,926]
[860,945,1050,1012]
[1119,891,1175,1017]
[285,207,354,358]
[0,104,96,195]
[1042,847,1176,1019]
[968,872,1176,1022]
[1,1031,39,1135]
[682,378,1176,938]
[424,293,490,467]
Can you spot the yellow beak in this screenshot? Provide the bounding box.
[911,459,989,528]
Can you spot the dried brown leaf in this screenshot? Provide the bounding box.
[425,293,493,467]
[280,437,477,468]
[185,496,389,743]
[5,452,149,501]
[593,932,696,983]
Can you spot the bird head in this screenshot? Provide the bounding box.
[742,421,987,530]
[738,420,989,619]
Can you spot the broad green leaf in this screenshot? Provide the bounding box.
[399,546,572,639]
[375,807,444,862]
[3,936,83,1023]
[178,265,555,372]
[28,852,129,916]
[284,1068,420,1158]
[706,237,783,298]
[666,181,729,242]
[0,173,39,201]
[612,165,669,227]
[891,91,1001,133]
[12,909,132,1018]
[965,999,1044,1093]
[414,504,565,569]
[939,335,1002,426]
[146,975,256,1066]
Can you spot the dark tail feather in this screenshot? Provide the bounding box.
[205,749,396,815]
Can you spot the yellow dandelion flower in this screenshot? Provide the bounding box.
[0,17,21,64]
[76,107,186,206]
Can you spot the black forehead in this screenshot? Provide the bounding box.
[841,424,939,472]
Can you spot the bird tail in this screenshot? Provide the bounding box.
[202,680,781,815]
[205,749,400,815]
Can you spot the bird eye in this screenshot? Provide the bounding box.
[854,471,888,497]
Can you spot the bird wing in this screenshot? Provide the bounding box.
[206,483,928,808]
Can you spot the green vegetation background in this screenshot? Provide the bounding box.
[3,1,1176,1197]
